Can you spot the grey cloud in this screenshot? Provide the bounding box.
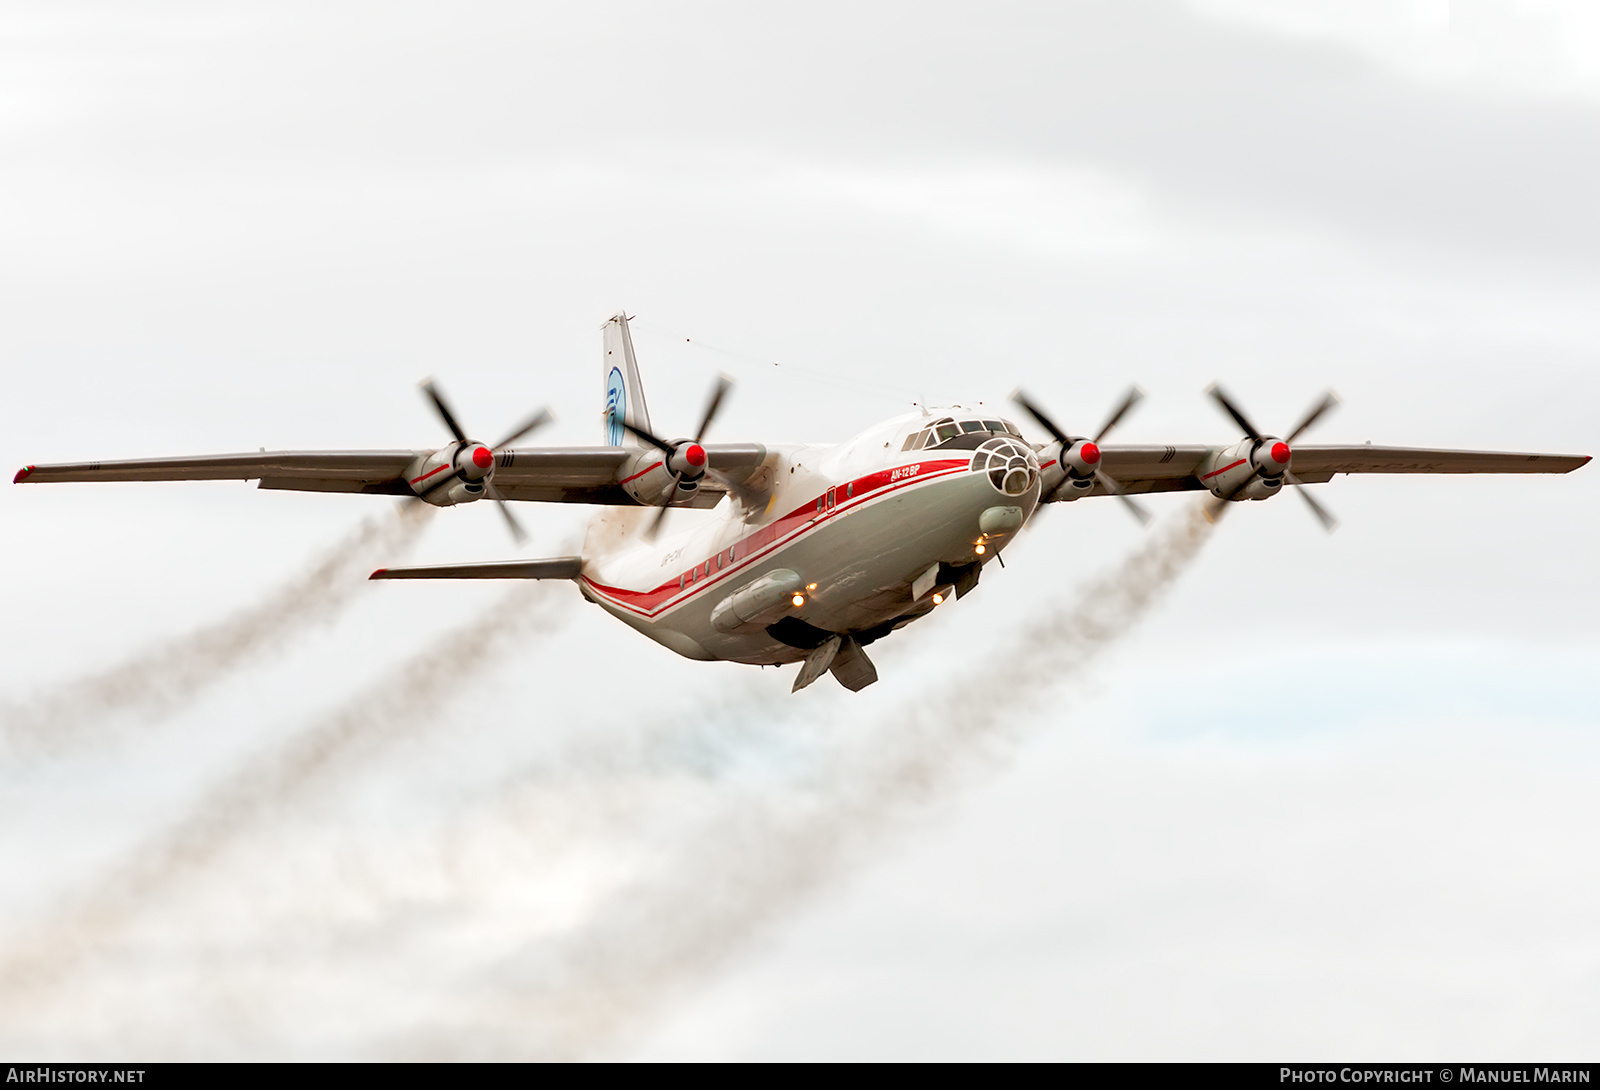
[9,1,1596,267]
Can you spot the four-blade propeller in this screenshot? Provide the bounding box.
[1204,384,1341,531]
[622,374,760,540]
[416,379,554,543]
[1012,387,1152,525]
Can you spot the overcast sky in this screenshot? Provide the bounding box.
[1,0,1597,1060]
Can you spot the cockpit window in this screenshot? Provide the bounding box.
[903,417,1024,452]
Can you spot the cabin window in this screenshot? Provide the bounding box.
[679,573,685,590]
[846,482,854,499]
[827,488,836,508]
[960,420,986,433]
[982,420,1004,433]
[901,434,919,451]
[716,553,723,570]
[935,423,960,442]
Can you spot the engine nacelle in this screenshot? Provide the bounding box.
[1199,438,1292,501]
[405,442,497,507]
[1053,474,1095,500]
[666,441,708,478]
[442,479,487,505]
[618,447,704,507]
[1060,439,1101,477]
[1050,438,1101,501]
[1034,438,1102,502]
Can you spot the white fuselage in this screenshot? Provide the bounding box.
[576,410,1046,664]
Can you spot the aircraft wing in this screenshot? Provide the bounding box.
[1259,445,1590,484]
[12,451,420,494]
[13,443,769,507]
[1072,444,1590,498]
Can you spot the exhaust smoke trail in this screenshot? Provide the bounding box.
[0,505,432,756]
[440,502,1218,1058]
[0,503,1212,1057]
[0,577,571,1013]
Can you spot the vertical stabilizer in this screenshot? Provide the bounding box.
[602,313,653,448]
[588,313,657,553]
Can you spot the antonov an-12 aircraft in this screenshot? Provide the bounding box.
[15,315,1591,692]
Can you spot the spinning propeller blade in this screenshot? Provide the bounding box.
[1093,387,1145,444]
[422,380,470,445]
[621,420,674,454]
[1204,386,1340,532]
[634,374,759,537]
[693,375,732,444]
[484,479,528,544]
[645,473,682,541]
[492,407,554,451]
[413,380,553,544]
[1205,384,1263,442]
[1013,386,1149,525]
[1286,471,1339,531]
[1286,392,1341,445]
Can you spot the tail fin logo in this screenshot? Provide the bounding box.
[605,366,626,446]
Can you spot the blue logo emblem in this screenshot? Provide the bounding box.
[606,367,626,446]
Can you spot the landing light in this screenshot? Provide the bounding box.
[806,582,817,591]
[931,592,944,605]
[791,593,805,607]
[974,543,986,555]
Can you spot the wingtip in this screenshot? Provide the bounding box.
[13,465,34,484]
[369,568,388,580]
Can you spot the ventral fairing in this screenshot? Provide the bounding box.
[16,314,1590,693]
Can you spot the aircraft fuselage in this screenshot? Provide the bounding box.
[578,412,1043,665]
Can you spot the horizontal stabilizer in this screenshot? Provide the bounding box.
[370,556,583,581]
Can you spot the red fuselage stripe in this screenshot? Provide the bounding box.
[581,458,972,619]
[1200,458,1247,481]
